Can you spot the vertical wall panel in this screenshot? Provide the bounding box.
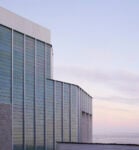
[45,79,54,150]
[13,31,24,150]
[55,81,62,142]
[45,45,52,79]
[63,83,70,142]
[36,40,45,150]
[0,25,12,104]
[71,85,78,142]
[25,36,35,150]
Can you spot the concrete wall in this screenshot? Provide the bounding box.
[57,143,139,150]
[0,104,12,150]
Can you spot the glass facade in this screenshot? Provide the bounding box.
[45,79,92,149]
[0,23,92,150]
[0,25,52,150]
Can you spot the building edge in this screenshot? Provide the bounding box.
[0,6,51,44]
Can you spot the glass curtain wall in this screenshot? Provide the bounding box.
[0,24,92,150]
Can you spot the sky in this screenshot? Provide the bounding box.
[0,0,139,140]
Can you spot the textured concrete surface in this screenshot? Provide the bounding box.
[57,143,139,150]
[0,103,12,150]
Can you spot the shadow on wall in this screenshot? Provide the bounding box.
[0,104,12,150]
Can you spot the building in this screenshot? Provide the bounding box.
[0,7,92,150]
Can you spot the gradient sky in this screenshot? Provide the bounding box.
[0,0,139,138]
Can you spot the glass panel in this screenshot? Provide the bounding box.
[25,36,35,150]
[45,79,54,150]
[55,81,62,142]
[45,44,52,79]
[63,83,70,142]
[71,85,78,142]
[13,31,24,150]
[0,25,12,104]
[36,40,45,150]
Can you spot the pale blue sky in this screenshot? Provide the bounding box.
[0,0,139,139]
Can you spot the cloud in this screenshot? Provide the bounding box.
[95,102,131,112]
[95,96,139,105]
[55,65,139,104]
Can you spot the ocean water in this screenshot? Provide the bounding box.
[93,133,139,145]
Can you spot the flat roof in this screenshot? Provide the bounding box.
[0,7,51,44]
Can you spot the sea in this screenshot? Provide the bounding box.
[93,133,139,145]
